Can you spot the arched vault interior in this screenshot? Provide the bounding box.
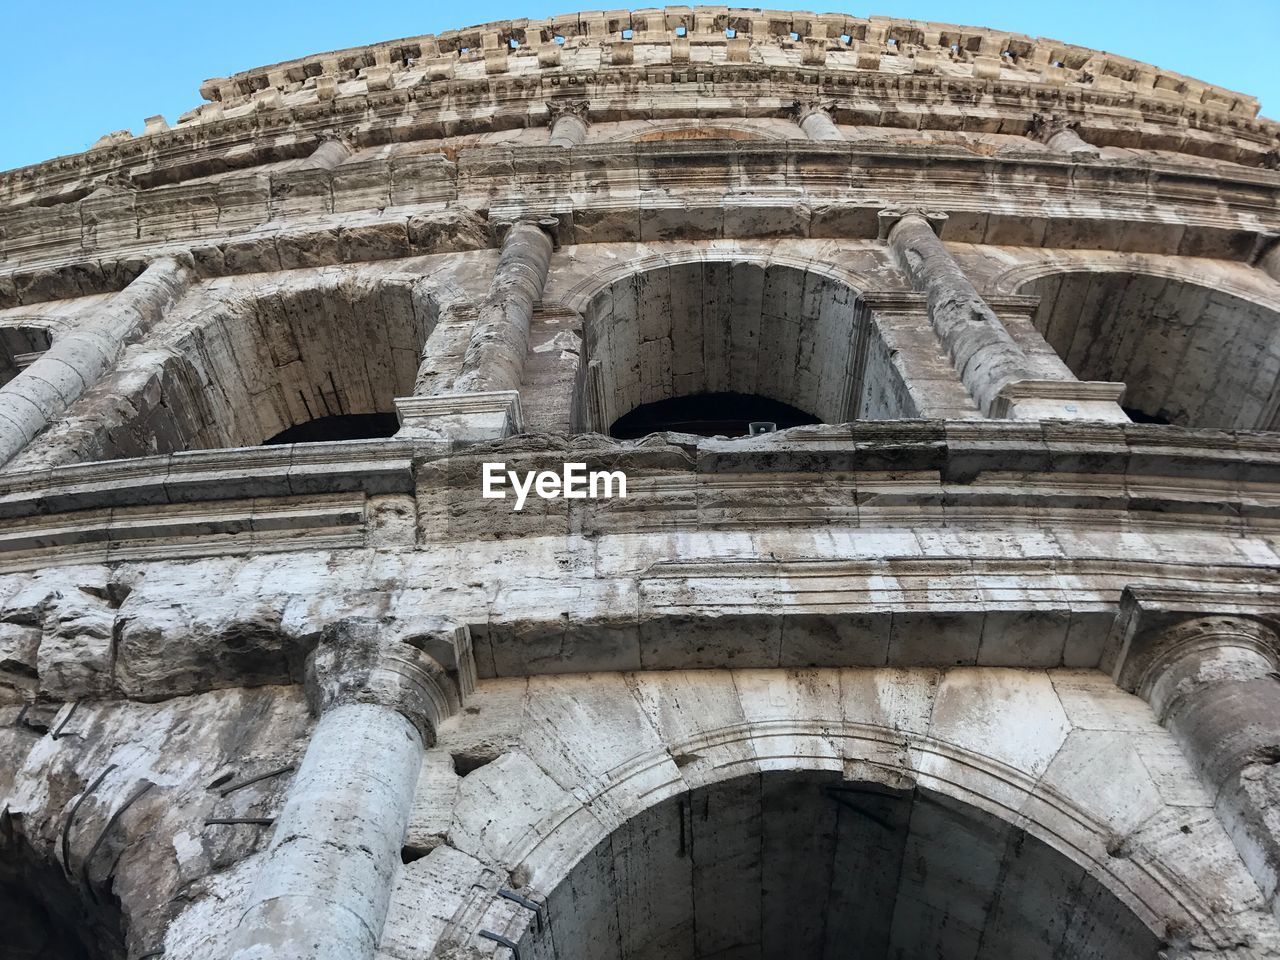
[83,276,436,459]
[576,261,915,436]
[1022,270,1280,429]
[523,770,1159,960]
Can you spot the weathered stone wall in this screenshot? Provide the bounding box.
[4,7,1280,960]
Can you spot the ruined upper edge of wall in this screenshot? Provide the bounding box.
[0,7,1267,186]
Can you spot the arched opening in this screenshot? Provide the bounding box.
[609,392,819,438]
[1,822,125,960]
[262,412,401,444]
[521,770,1161,959]
[1020,271,1280,429]
[0,326,52,387]
[73,276,436,460]
[575,261,914,438]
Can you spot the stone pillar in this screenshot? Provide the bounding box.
[794,101,843,141]
[0,256,193,469]
[229,620,464,960]
[547,100,589,147]
[1117,616,1280,921]
[882,209,1126,420]
[453,218,557,395]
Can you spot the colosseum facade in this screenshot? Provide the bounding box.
[2,7,1280,960]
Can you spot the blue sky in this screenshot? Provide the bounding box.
[3,1,1277,172]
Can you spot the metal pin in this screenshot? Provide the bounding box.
[204,817,275,826]
[51,700,81,740]
[216,764,295,797]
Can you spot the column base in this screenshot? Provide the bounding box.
[394,391,523,442]
[991,379,1128,421]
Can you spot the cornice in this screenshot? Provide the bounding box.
[1,40,1275,203]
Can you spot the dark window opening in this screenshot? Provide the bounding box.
[1123,406,1172,426]
[609,392,819,439]
[263,412,400,445]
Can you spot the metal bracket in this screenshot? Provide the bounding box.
[61,764,117,873]
[499,888,546,933]
[479,930,521,959]
[81,781,155,903]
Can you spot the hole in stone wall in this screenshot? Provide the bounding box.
[675,25,687,37]
[401,842,437,864]
[263,412,400,445]
[1021,270,1280,430]
[452,747,502,776]
[609,392,818,439]
[622,28,633,40]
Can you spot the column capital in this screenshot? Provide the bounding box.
[546,98,589,123]
[876,208,948,240]
[493,215,561,249]
[305,618,469,744]
[790,98,836,123]
[1107,588,1280,695]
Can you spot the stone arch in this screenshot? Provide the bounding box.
[1012,267,1280,428]
[0,823,127,959]
[519,771,1159,959]
[429,689,1251,960]
[405,666,1280,960]
[562,253,914,436]
[24,272,451,464]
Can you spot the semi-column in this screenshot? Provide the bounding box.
[794,101,843,141]
[453,219,556,394]
[0,255,193,469]
[1033,116,1100,158]
[1118,616,1280,921]
[547,100,589,147]
[396,218,557,441]
[228,620,464,960]
[297,132,353,170]
[881,209,1126,420]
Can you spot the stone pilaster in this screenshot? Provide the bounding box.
[0,256,193,469]
[793,100,843,141]
[228,619,466,960]
[881,209,1127,420]
[1115,609,1280,922]
[547,100,590,147]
